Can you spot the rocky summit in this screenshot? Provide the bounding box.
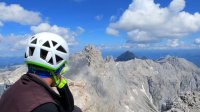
[0,45,200,112]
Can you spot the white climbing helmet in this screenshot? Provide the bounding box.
[24,32,69,71]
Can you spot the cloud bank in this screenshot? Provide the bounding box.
[0,2,84,56]
[0,2,42,25]
[195,38,200,44]
[107,0,200,43]
[31,23,84,45]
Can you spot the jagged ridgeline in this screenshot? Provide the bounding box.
[0,45,200,112]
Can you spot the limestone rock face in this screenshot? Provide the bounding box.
[0,45,200,112]
[165,91,200,112]
[0,65,27,84]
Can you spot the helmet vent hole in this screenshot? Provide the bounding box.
[55,55,63,63]
[48,57,53,65]
[29,47,35,56]
[40,49,48,60]
[52,41,57,46]
[31,39,37,44]
[43,41,50,48]
[56,46,67,53]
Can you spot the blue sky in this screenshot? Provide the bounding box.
[0,0,200,57]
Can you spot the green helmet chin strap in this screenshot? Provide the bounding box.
[60,65,67,75]
[52,73,60,85]
[51,72,68,89]
[51,65,68,89]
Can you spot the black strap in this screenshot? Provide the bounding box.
[32,103,59,112]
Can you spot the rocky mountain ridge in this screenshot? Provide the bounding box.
[0,45,200,112]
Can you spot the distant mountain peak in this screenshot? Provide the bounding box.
[115,50,136,62]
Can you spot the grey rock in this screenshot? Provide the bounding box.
[0,45,200,112]
[166,91,200,112]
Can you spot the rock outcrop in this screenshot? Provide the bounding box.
[164,91,200,112]
[0,45,200,112]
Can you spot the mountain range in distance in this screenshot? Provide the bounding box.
[1,45,200,112]
[102,49,200,67]
[0,49,200,69]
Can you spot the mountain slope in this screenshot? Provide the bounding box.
[0,45,200,112]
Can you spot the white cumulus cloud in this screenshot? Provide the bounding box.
[110,15,117,22]
[76,26,85,35]
[167,39,179,47]
[106,27,119,36]
[195,38,200,44]
[137,44,146,48]
[0,25,85,56]
[0,34,30,56]
[0,2,42,25]
[169,0,185,12]
[95,15,103,21]
[31,23,84,45]
[107,0,200,44]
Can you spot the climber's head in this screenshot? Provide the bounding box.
[24,32,69,80]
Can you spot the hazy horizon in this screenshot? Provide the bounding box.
[0,48,200,69]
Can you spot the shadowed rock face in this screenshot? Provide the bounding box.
[115,51,136,62]
[0,45,200,112]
